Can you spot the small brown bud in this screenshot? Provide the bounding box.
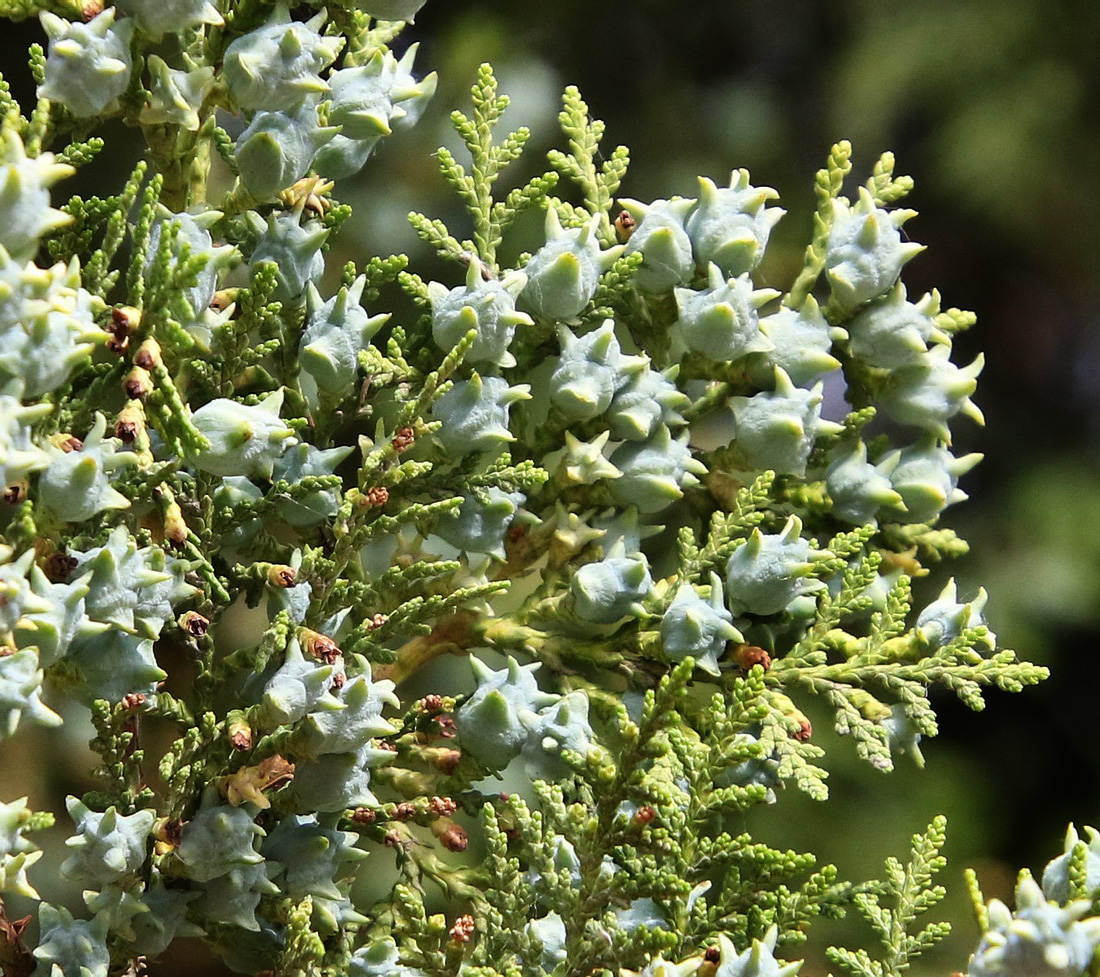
[331,670,346,690]
[391,425,415,452]
[110,305,139,335]
[299,628,341,664]
[307,635,339,663]
[162,500,188,547]
[384,830,404,847]
[375,739,398,752]
[428,796,458,817]
[156,817,184,847]
[50,433,83,453]
[229,726,253,752]
[279,176,334,215]
[432,748,462,775]
[394,802,417,821]
[106,333,130,354]
[419,694,443,714]
[435,715,457,739]
[367,613,388,631]
[133,338,162,371]
[81,0,103,19]
[614,210,637,240]
[351,807,377,825]
[793,718,813,742]
[732,644,771,672]
[124,366,153,400]
[704,946,722,964]
[120,693,147,711]
[449,915,475,944]
[363,486,389,507]
[507,524,526,543]
[114,399,146,446]
[2,481,27,504]
[436,822,468,852]
[633,805,656,827]
[210,289,238,312]
[267,564,297,588]
[43,551,77,582]
[179,611,210,638]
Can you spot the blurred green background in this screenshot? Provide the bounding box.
[4,0,1100,972]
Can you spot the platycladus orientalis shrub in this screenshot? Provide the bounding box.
[0,1,1092,976]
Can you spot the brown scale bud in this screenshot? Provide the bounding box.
[614,210,637,240]
[394,802,417,821]
[436,822,468,853]
[43,551,77,582]
[50,433,83,453]
[279,176,334,216]
[267,564,297,588]
[299,628,341,664]
[449,915,475,944]
[162,499,188,547]
[429,748,462,775]
[81,0,104,19]
[633,805,656,827]
[435,715,457,739]
[419,694,443,714]
[133,338,162,371]
[179,611,210,638]
[351,807,377,825]
[123,366,153,400]
[331,670,346,690]
[120,693,147,711]
[704,946,722,964]
[210,289,238,312]
[2,481,27,504]
[367,613,388,631]
[115,400,146,445]
[301,191,330,216]
[428,796,458,817]
[156,817,184,847]
[108,305,139,343]
[384,830,404,848]
[793,718,813,742]
[227,710,253,750]
[732,643,771,672]
[363,486,389,507]
[391,425,415,452]
[375,739,398,752]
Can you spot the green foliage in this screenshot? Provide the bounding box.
[827,816,951,977]
[0,6,1062,977]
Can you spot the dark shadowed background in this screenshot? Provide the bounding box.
[3,1,1100,972]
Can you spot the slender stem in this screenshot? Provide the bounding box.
[372,612,479,686]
